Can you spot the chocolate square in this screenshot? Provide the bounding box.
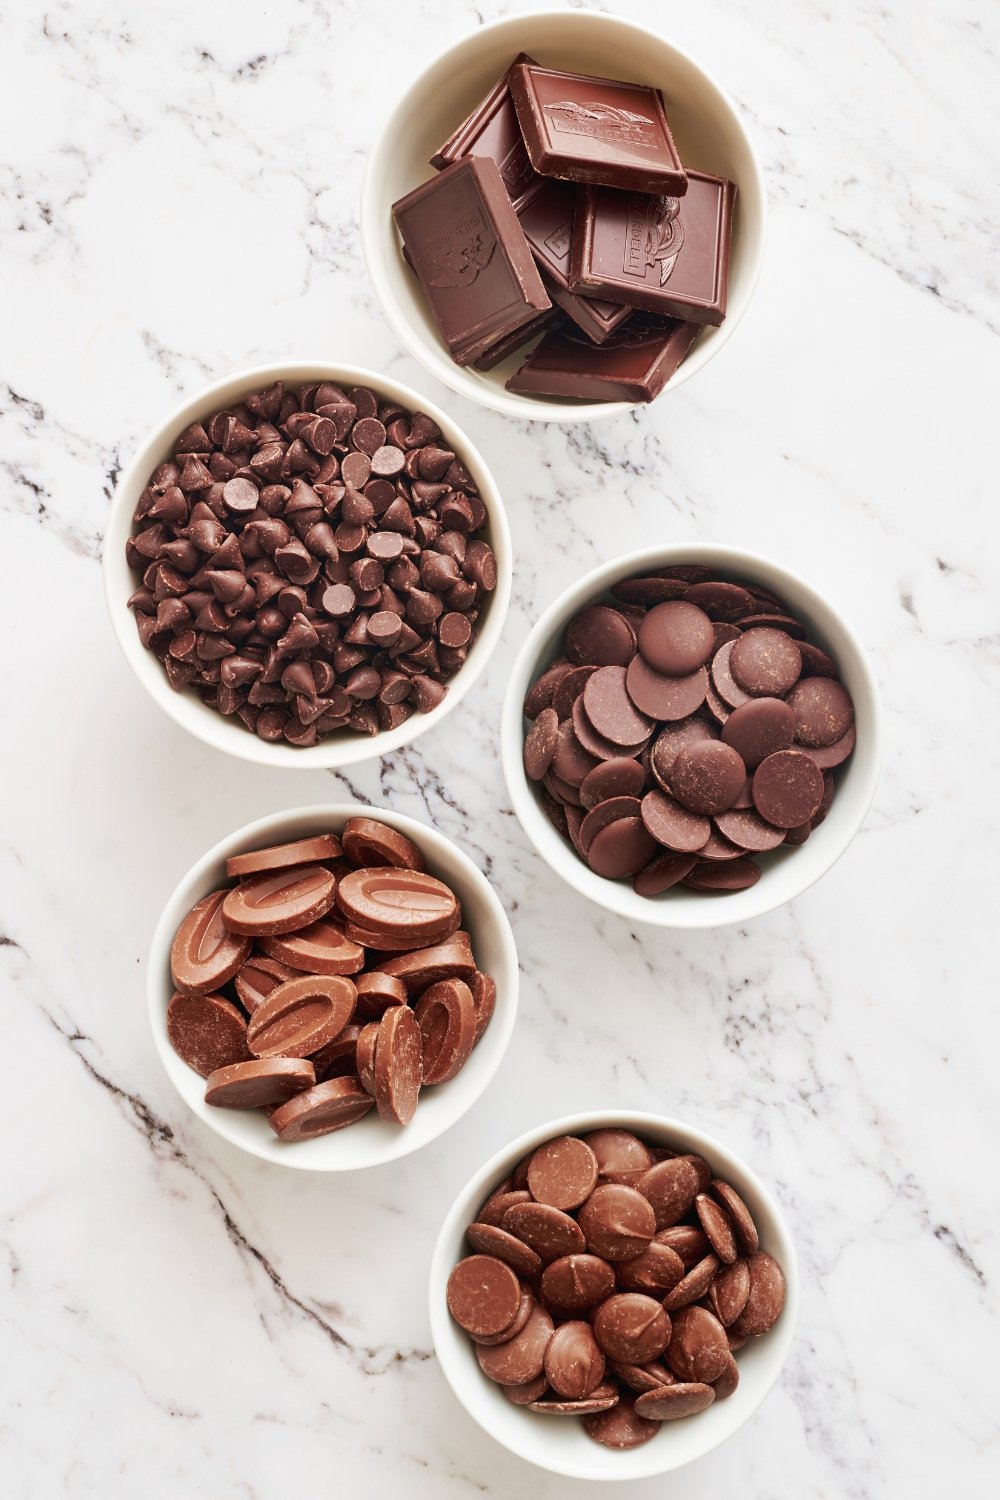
[392,157,550,365]
[429,53,544,213]
[506,316,701,403]
[509,63,687,195]
[517,179,632,344]
[570,173,737,326]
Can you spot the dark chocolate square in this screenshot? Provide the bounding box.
[507,316,701,403]
[429,53,544,213]
[570,173,737,326]
[509,63,687,195]
[392,156,550,364]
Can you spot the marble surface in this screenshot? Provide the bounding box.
[1,0,997,1495]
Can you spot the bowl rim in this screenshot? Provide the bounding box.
[102,358,512,769]
[360,8,768,424]
[501,542,883,928]
[147,802,519,1171]
[429,1107,799,1479]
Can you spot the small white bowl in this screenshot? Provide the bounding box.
[103,361,512,769]
[501,545,882,928]
[361,11,766,422]
[430,1109,797,1479]
[148,804,518,1170]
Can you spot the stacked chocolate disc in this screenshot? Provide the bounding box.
[521,565,856,895]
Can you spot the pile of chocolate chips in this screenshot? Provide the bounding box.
[126,381,498,746]
[167,818,496,1142]
[522,565,856,895]
[447,1129,786,1448]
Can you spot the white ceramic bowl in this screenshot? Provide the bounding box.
[501,545,882,927]
[361,11,766,422]
[103,361,512,768]
[430,1109,797,1479]
[148,805,518,1170]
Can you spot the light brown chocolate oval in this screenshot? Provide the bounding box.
[379,933,476,994]
[246,974,356,1060]
[353,970,408,1020]
[170,890,251,995]
[204,1057,316,1108]
[167,991,250,1077]
[234,955,300,1013]
[226,833,342,879]
[414,978,477,1085]
[261,919,365,975]
[711,1179,760,1253]
[372,1003,422,1124]
[335,867,458,940]
[222,865,337,936]
[267,1075,373,1141]
[341,816,426,871]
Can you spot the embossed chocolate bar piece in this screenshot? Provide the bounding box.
[392,156,550,365]
[570,173,737,327]
[518,179,632,345]
[506,316,700,403]
[472,308,557,371]
[509,63,687,195]
[429,53,545,213]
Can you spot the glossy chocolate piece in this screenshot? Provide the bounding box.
[507,316,700,403]
[392,156,550,365]
[447,1129,787,1445]
[509,63,686,195]
[570,172,737,326]
[430,53,544,212]
[517,179,631,343]
[471,308,556,370]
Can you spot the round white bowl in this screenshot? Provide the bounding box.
[501,544,882,928]
[430,1109,797,1480]
[148,804,518,1170]
[103,361,512,768]
[361,11,766,423]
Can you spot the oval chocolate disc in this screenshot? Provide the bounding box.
[222,865,337,937]
[170,890,252,995]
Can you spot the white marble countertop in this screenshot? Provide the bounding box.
[2,0,997,1495]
